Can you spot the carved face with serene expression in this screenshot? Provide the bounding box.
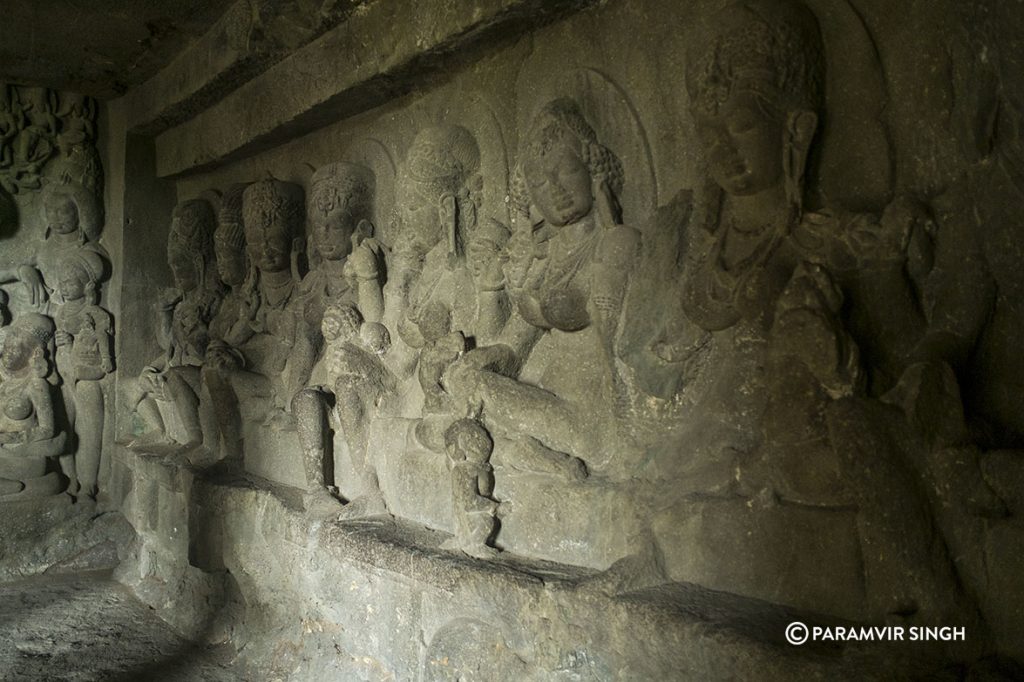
[524,141,594,228]
[46,194,80,235]
[215,237,246,288]
[312,199,357,262]
[694,91,786,197]
[57,261,88,302]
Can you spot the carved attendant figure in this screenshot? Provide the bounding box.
[54,248,113,498]
[238,177,305,421]
[441,418,499,559]
[128,199,219,450]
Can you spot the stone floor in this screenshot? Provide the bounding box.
[0,571,245,682]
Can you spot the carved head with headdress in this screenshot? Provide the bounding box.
[242,177,304,274]
[43,181,102,243]
[310,162,376,263]
[686,0,824,212]
[397,125,481,257]
[511,98,624,229]
[168,198,216,294]
[321,303,362,345]
[215,183,250,288]
[57,248,106,305]
[0,313,54,379]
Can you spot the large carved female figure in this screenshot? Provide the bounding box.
[444,100,636,477]
[660,0,967,622]
[54,249,113,498]
[127,199,220,450]
[0,314,67,500]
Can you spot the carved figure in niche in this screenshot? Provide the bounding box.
[13,87,56,172]
[440,418,499,559]
[200,183,252,462]
[0,314,67,500]
[0,182,103,312]
[127,199,219,451]
[443,100,636,478]
[237,177,306,421]
[670,0,967,621]
[295,304,395,514]
[292,163,388,508]
[680,0,928,388]
[54,249,113,499]
[386,125,510,367]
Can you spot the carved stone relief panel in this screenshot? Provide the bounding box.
[0,84,110,503]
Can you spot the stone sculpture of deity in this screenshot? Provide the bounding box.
[0,313,67,500]
[127,199,220,451]
[443,99,636,479]
[291,162,389,510]
[236,177,306,421]
[54,248,113,498]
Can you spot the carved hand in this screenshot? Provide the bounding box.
[17,265,47,307]
[347,242,380,281]
[54,330,73,347]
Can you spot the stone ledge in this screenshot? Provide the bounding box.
[152,0,598,177]
[120,0,369,136]
[112,449,976,679]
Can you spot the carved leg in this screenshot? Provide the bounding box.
[335,390,388,520]
[293,387,328,491]
[464,369,591,461]
[163,368,202,447]
[202,367,244,462]
[74,380,104,498]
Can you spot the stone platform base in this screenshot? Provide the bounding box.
[109,445,998,680]
[0,494,135,582]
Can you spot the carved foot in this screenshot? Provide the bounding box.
[337,492,390,520]
[303,488,344,516]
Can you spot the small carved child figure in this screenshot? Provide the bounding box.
[440,418,499,559]
[413,301,467,415]
[309,305,396,518]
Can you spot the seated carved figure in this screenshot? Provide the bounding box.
[235,177,306,423]
[0,313,67,500]
[126,199,220,451]
[444,99,636,478]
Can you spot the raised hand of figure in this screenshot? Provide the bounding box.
[54,330,73,347]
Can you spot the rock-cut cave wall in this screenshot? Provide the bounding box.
[3,0,1024,678]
